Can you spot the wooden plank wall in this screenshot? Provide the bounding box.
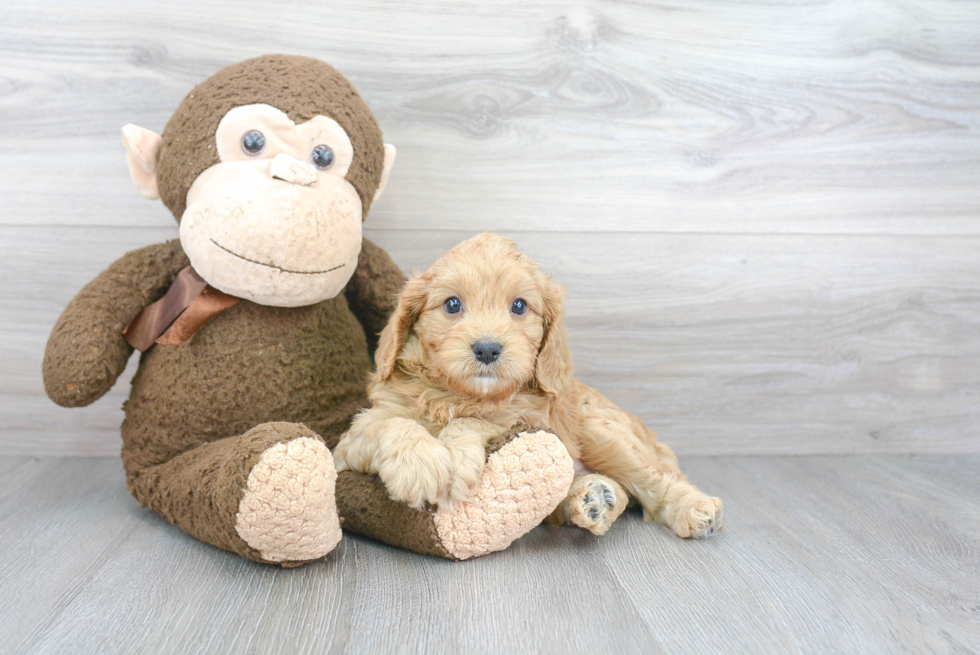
[2,0,978,456]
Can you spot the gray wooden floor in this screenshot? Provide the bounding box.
[1,454,977,654]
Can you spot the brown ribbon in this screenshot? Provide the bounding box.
[123,266,240,352]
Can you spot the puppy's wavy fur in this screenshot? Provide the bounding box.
[335,233,722,539]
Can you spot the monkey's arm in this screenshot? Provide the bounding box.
[344,238,408,356]
[43,239,189,407]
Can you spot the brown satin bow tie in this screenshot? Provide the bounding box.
[123,266,240,352]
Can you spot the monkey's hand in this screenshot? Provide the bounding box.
[43,239,188,407]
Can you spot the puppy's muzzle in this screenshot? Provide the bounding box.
[472,339,502,365]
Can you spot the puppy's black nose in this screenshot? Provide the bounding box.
[472,340,502,364]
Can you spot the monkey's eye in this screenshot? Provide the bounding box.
[511,298,528,315]
[444,297,462,314]
[311,144,334,170]
[241,130,266,156]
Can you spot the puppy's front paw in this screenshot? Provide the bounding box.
[332,432,354,472]
[441,417,508,441]
[566,475,627,536]
[438,420,489,505]
[377,431,454,510]
[672,495,723,539]
[446,439,485,505]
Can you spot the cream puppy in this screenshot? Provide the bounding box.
[335,234,723,539]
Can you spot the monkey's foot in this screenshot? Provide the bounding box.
[235,436,342,564]
[431,428,574,559]
[336,426,574,560]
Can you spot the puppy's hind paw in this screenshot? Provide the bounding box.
[672,495,723,539]
[566,475,627,536]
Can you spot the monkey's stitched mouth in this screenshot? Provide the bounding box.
[210,239,345,275]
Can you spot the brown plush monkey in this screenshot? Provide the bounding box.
[43,55,572,565]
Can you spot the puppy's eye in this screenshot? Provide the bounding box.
[241,130,266,155]
[444,297,462,314]
[511,298,528,315]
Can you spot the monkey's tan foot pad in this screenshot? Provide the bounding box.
[432,429,574,559]
[335,428,574,560]
[235,437,342,564]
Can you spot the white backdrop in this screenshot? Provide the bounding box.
[2,0,978,456]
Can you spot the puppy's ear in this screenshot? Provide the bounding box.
[535,274,574,399]
[374,276,429,383]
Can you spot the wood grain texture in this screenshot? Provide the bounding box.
[1,455,977,654]
[0,0,978,234]
[4,226,978,456]
[2,0,980,457]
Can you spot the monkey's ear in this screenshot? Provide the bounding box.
[121,124,163,200]
[372,144,397,204]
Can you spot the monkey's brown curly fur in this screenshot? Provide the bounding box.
[44,236,406,564]
[44,55,404,564]
[157,54,385,221]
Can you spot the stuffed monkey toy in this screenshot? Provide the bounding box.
[43,55,573,566]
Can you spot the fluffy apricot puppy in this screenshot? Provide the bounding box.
[335,233,723,539]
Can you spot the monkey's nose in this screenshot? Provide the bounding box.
[472,340,502,365]
[270,153,318,186]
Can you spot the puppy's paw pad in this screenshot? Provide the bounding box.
[571,480,619,536]
[674,496,723,539]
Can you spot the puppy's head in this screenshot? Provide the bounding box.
[374,233,572,401]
